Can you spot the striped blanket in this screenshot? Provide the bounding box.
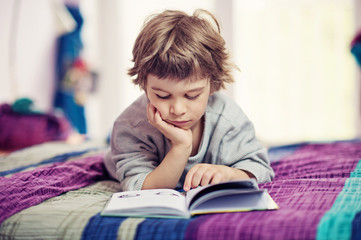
[0,140,361,240]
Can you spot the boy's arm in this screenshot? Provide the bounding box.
[183,104,274,190]
[142,104,192,190]
[142,145,190,189]
[219,118,274,183]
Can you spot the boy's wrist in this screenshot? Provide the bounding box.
[233,168,256,181]
[170,143,192,156]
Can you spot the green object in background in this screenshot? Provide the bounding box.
[11,98,42,114]
[351,31,361,67]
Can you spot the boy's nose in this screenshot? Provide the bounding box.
[170,99,186,115]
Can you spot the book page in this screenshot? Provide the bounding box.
[102,189,189,218]
[185,179,259,207]
[189,191,278,215]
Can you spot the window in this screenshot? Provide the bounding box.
[232,0,357,145]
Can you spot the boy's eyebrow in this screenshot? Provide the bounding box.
[187,87,205,93]
[151,86,205,93]
[151,87,168,92]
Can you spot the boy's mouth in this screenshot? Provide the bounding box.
[167,120,191,127]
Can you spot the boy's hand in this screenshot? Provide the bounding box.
[147,104,192,149]
[183,164,254,191]
[142,103,193,190]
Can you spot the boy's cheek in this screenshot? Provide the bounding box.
[156,108,167,120]
[149,102,167,120]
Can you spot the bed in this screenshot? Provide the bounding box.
[1,138,361,240]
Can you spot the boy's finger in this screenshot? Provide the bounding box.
[200,171,213,187]
[154,110,164,123]
[183,165,198,191]
[147,104,155,121]
[183,173,193,191]
[190,168,205,189]
[210,174,222,185]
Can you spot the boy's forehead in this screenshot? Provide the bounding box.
[147,73,208,83]
[147,74,210,90]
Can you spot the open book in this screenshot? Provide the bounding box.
[101,179,278,219]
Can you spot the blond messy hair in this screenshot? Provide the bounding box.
[128,9,236,92]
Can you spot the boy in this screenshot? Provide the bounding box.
[104,9,274,192]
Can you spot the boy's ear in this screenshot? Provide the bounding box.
[143,81,148,95]
[143,82,148,96]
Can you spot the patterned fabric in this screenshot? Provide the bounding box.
[0,153,106,224]
[317,160,361,239]
[0,140,361,240]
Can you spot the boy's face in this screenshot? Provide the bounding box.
[146,74,212,130]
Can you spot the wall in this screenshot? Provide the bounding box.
[0,0,60,111]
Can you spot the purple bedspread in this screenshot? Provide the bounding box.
[1,140,361,240]
[184,142,361,239]
[0,154,107,224]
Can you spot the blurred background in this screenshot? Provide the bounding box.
[1,0,361,147]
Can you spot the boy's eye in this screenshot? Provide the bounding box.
[186,94,200,100]
[156,94,170,100]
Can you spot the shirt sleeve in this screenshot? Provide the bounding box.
[217,110,275,183]
[104,118,165,191]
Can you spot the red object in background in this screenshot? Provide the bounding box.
[72,58,88,72]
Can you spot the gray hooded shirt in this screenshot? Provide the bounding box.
[104,92,274,191]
